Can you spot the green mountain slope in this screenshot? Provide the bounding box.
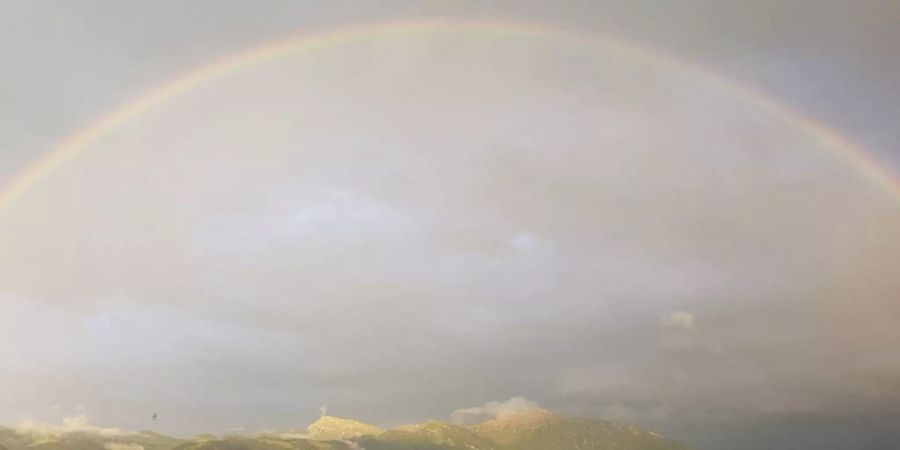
[118,431,184,450]
[0,411,689,450]
[362,420,503,450]
[471,411,689,450]
[0,427,28,450]
[171,436,334,450]
[0,428,183,450]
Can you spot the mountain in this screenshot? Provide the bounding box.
[0,429,184,450]
[362,420,503,450]
[172,435,328,450]
[306,416,383,440]
[0,411,688,450]
[123,431,184,450]
[0,427,27,450]
[472,410,688,450]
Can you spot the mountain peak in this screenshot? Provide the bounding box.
[307,415,383,440]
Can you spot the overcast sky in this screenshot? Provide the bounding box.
[1,2,898,450]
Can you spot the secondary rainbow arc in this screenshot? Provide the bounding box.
[1,18,897,210]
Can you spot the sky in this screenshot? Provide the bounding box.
[1,2,899,450]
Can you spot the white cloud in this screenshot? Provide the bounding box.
[450,396,545,424]
[661,311,696,331]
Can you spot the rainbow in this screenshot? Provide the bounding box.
[1,18,898,210]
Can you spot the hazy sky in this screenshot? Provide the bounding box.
[1,2,898,450]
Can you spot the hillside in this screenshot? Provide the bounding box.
[0,429,184,450]
[0,412,688,450]
[472,411,688,450]
[172,435,329,450]
[0,427,27,450]
[363,420,503,450]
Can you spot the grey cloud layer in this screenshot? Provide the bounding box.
[1,4,899,450]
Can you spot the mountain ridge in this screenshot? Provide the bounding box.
[0,411,689,450]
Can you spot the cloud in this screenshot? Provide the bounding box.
[661,311,696,331]
[16,415,130,437]
[451,397,545,424]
